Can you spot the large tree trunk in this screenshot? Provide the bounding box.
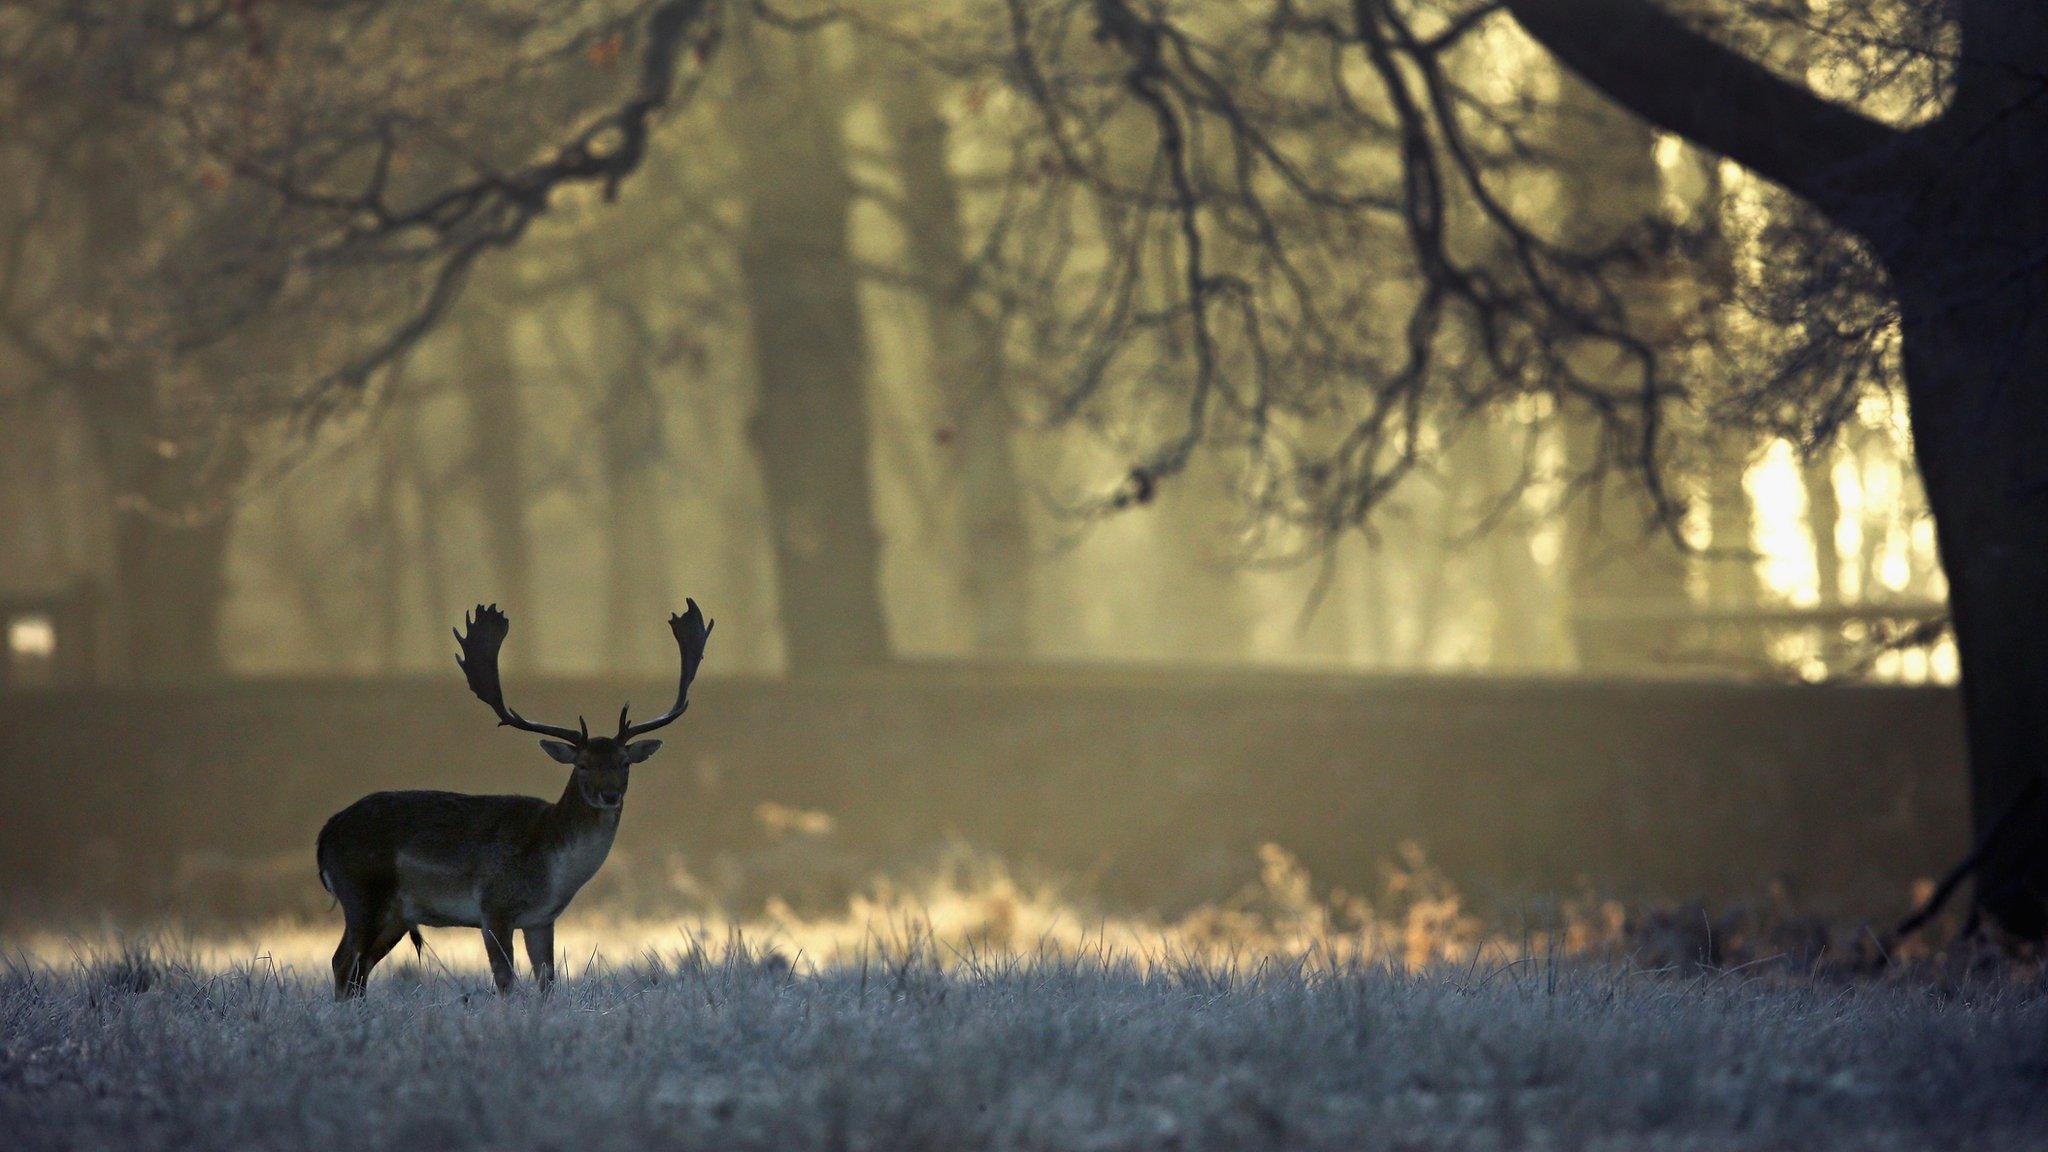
[733,35,891,671]
[880,54,1034,657]
[1891,252,2048,937]
[1504,0,2048,934]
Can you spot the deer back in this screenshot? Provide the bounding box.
[318,791,558,899]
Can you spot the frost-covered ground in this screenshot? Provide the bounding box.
[4,938,2045,1152]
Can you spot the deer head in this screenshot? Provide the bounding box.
[453,602,713,810]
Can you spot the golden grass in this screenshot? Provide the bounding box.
[4,840,1995,986]
[7,843,1572,978]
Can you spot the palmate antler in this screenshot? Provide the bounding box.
[455,602,713,746]
[618,599,713,741]
[454,604,588,744]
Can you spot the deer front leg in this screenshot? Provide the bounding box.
[481,915,519,995]
[525,923,557,993]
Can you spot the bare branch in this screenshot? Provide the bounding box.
[1502,0,1918,231]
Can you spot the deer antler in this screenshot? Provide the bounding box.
[454,605,588,744]
[618,599,713,741]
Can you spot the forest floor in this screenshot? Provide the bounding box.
[3,931,2045,1152]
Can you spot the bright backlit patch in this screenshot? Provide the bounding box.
[7,614,55,659]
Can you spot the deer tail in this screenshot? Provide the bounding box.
[410,927,425,958]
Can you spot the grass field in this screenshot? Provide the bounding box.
[4,933,2045,1152]
[6,848,2041,1150]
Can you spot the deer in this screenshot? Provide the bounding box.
[316,601,711,999]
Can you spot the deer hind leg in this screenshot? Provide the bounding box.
[332,922,366,1001]
[357,916,412,979]
[334,905,408,1000]
[524,922,557,993]
[332,901,380,1000]
[481,915,519,995]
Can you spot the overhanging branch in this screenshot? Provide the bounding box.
[1502,0,1916,232]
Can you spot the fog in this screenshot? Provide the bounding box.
[0,20,1949,683]
[0,1,1988,931]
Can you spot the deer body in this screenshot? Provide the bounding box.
[318,603,710,999]
[320,787,617,925]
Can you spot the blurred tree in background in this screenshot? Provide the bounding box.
[0,0,1954,683]
[0,0,719,676]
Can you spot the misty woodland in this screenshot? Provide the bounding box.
[5,0,2048,1149]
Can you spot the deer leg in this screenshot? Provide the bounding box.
[332,923,366,1001]
[331,884,378,1001]
[357,917,412,979]
[481,916,518,994]
[335,907,407,1000]
[524,923,557,993]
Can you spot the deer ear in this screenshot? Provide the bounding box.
[540,740,579,764]
[624,739,663,764]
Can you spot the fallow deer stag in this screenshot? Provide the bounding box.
[316,601,712,999]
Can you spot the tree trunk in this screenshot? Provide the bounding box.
[1551,76,1690,672]
[1879,2,2048,936]
[66,370,245,682]
[1892,259,2048,937]
[371,426,406,671]
[599,316,668,669]
[1802,450,1841,605]
[1704,445,1759,607]
[880,54,1034,657]
[66,132,244,681]
[406,413,453,645]
[457,309,534,614]
[1692,155,1763,638]
[733,36,891,671]
[1344,534,1391,667]
[1479,417,1560,668]
[110,507,232,680]
[1145,455,1253,664]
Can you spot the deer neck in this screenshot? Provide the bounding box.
[546,778,623,846]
